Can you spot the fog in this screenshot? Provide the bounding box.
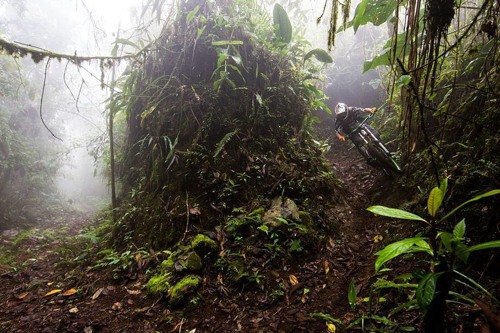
[1,0,141,213]
[1,0,386,216]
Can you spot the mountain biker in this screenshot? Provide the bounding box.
[334,102,380,165]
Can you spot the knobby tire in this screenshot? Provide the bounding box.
[367,142,402,175]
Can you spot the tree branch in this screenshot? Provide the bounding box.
[0,37,150,64]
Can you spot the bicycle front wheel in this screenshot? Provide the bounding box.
[367,142,402,175]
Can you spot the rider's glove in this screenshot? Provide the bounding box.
[338,135,346,141]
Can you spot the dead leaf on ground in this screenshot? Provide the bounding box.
[102,286,115,296]
[92,287,104,300]
[61,288,78,296]
[111,302,122,311]
[69,307,79,314]
[16,292,31,300]
[324,260,330,275]
[289,274,299,286]
[126,289,141,295]
[44,289,62,297]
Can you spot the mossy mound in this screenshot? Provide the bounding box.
[191,234,218,258]
[145,274,171,294]
[169,275,202,307]
[112,0,339,249]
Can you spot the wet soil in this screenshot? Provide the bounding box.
[0,141,405,333]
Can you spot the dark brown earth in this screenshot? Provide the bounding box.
[0,141,407,333]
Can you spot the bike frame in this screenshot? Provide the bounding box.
[347,113,389,154]
[345,111,402,175]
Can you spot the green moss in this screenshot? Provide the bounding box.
[190,234,218,257]
[161,258,175,272]
[185,251,202,271]
[12,230,33,247]
[298,211,314,229]
[169,275,201,306]
[0,246,16,268]
[145,274,171,294]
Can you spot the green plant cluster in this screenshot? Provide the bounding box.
[109,0,338,249]
[0,56,66,229]
[144,233,218,306]
[215,201,318,290]
[351,181,500,331]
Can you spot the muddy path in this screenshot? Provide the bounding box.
[0,141,405,333]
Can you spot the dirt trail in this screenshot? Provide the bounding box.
[0,141,403,333]
[320,141,397,320]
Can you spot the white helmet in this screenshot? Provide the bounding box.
[335,103,348,115]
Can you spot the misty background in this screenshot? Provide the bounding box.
[0,0,386,216]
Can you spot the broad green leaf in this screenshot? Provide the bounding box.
[348,278,357,309]
[455,242,470,263]
[453,219,466,239]
[273,4,292,44]
[396,75,411,89]
[440,189,500,221]
[367,206,427,222]
[375,237,431,272]
[416,273,441,310]
[363,32,407,72]
[186,5,199,23]
[351,0,369,32]
[466,240,500,253]
[351,0,398,32]
[304,48,333,63]
[197,26,206,39]
[438,231,454,251]
[439,177,449,197]
[255,93,263,105]
[427,187,444,217]
[363,49,391,72]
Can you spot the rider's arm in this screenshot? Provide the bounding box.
[334,119,346,141]
[352,107,376,121]
[336,131,346,141]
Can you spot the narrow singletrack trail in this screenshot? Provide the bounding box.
[0,141,406,333]
[319,140,402,324]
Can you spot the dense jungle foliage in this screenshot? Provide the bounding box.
[110,0,337,249]
[0,56,66,227]
[0,0,498,331]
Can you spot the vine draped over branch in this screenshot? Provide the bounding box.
[0,36,153,140]
[0,37,148,64]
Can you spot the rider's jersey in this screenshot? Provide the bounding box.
[334,107,367,135]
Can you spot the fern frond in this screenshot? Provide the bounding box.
[213,130,239,158]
